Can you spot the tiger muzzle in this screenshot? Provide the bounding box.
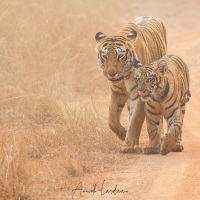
[138,89,151,97]
[107,75,124,82]
[106,71,123,82]
[138,91,146,97]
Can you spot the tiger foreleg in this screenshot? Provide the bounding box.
[161,108,183,155]
[143,114,162,154]
[120,98,145,153]
[108,88,128,141]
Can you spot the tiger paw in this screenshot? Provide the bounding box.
[143,146,160,155]
[120,145,143,154]
[160,134,176,155]
[172,144,184,152]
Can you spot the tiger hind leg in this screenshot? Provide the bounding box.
[172,133,184,152]
[172,104,186,152]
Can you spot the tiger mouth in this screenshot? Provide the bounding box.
[138,91,151,100]
[108,76,124,82]
[141,94,149,98]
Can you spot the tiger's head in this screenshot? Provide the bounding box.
[95,31,142,82]
[135,60,168,102]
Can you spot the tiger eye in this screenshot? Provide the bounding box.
[100,52,107,59]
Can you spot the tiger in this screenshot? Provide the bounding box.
[95,16,167,153]
[134,54,191,155]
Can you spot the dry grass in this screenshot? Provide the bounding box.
[0,0,139,199]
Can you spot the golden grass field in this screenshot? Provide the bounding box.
[1,0,200,199]
[0,0,133,199]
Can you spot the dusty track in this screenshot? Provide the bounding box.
[72,0,200,199]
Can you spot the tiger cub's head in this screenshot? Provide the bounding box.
[95,31,142,82]
[135,60,168,102]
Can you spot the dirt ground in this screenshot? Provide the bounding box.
[71,0,200,199]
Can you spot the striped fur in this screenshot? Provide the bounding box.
[135,55,191,155]
[95,16,167,153]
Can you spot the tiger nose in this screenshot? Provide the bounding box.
[109,71,117,77]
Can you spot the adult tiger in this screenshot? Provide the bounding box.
[95,16,167,153]
[135,55,191,155]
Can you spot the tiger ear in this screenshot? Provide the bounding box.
[95,32,106,42]
[156,60,168,75]
[127,30,138,41]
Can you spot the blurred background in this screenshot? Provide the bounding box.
[0,0,199,199]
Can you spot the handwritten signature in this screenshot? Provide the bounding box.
[71,180,128,199]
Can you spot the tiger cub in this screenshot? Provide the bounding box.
[135,55,190,155]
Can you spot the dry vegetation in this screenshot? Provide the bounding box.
[0,0,137,199]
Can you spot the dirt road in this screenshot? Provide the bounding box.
[71,0,200,199]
